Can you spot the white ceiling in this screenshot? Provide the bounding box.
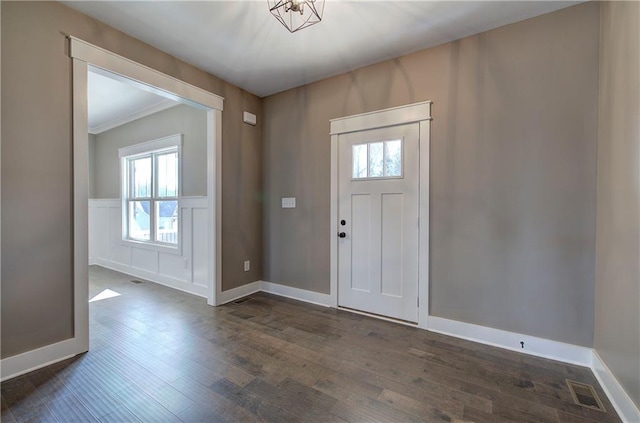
[88,70,179,134]
[66,1,581,98]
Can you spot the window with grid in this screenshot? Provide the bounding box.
[119,135,181,248]
[352,139,403,180]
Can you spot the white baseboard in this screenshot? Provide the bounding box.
[592,350,640,423]
[218,280,331,307]
[96,259,207,298]
[427,316,593,367]
[1,338,85,381]
[260,281,332,307]
[218,281,262,305]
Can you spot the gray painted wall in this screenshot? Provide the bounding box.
[595,1,640,408]
[1,1,262,358]
[91,104,207,199]
[263,3,599,346]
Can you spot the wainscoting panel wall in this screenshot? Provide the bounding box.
[88,197,208,297]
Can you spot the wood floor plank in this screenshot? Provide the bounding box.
[45,393,99,423]
[462,405,514,423]
[70,388,126,420]
[170,376,260,422]
[1,266,623,423]
[243,377,340,421]
[312,370,384,403]
[557,409,611,423]
[329,393,421,423]
[491,395,560,423]
[1,407,17,423]
[96,406,141,423]
[378,388,464,421]
[209,378,301,423]
[1,375,42,409]
[8,402,59,423]
[91,347,195,416]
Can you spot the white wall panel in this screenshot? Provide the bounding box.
[88,203,96,264]
[108,206,130,266]
[131,248,158,273]
[158,253,188,281]
[89,197,208,297]
[94,204,110,260]
[192,207,208,288]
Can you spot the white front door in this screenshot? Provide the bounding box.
[338,123,420,322]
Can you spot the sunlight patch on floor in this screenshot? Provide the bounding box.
[89,288,122,303]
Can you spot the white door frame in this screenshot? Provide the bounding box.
[329,101,432,329]
[70,37,225,352]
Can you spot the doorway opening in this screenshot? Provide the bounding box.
[71,37,224,356]
[87,67,209,299]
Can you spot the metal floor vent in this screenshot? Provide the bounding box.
[232,297,252,305]
[566,380,605,412]
[130,279,145,284]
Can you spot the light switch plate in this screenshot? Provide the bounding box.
[243,260,250,272]
[281,197,296,208]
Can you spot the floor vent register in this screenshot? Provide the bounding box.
[566,379,606,412]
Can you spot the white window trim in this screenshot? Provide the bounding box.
[118,133,182,158]
[119,134,183,255]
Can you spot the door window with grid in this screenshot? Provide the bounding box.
[119,134,182,249]
[352,139,403,180]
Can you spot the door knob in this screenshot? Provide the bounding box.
[340,220,346,226]
[338,232,347,238]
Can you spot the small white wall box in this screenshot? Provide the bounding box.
[243,111,257,126]
[281,197,296,208]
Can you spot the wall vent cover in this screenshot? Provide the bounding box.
[566,379,605,412]
[130,279,145,284]
[232,297,252,305]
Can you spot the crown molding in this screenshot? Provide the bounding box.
[89,100,179,135]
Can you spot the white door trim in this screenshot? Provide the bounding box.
[72,58,90,354]
[70,38,224,352]
[69,37,224,110]
[329,101,432,329]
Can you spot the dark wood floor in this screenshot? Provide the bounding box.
[2,266,621,422]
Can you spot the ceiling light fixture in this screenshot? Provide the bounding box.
[268,0,325,33]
